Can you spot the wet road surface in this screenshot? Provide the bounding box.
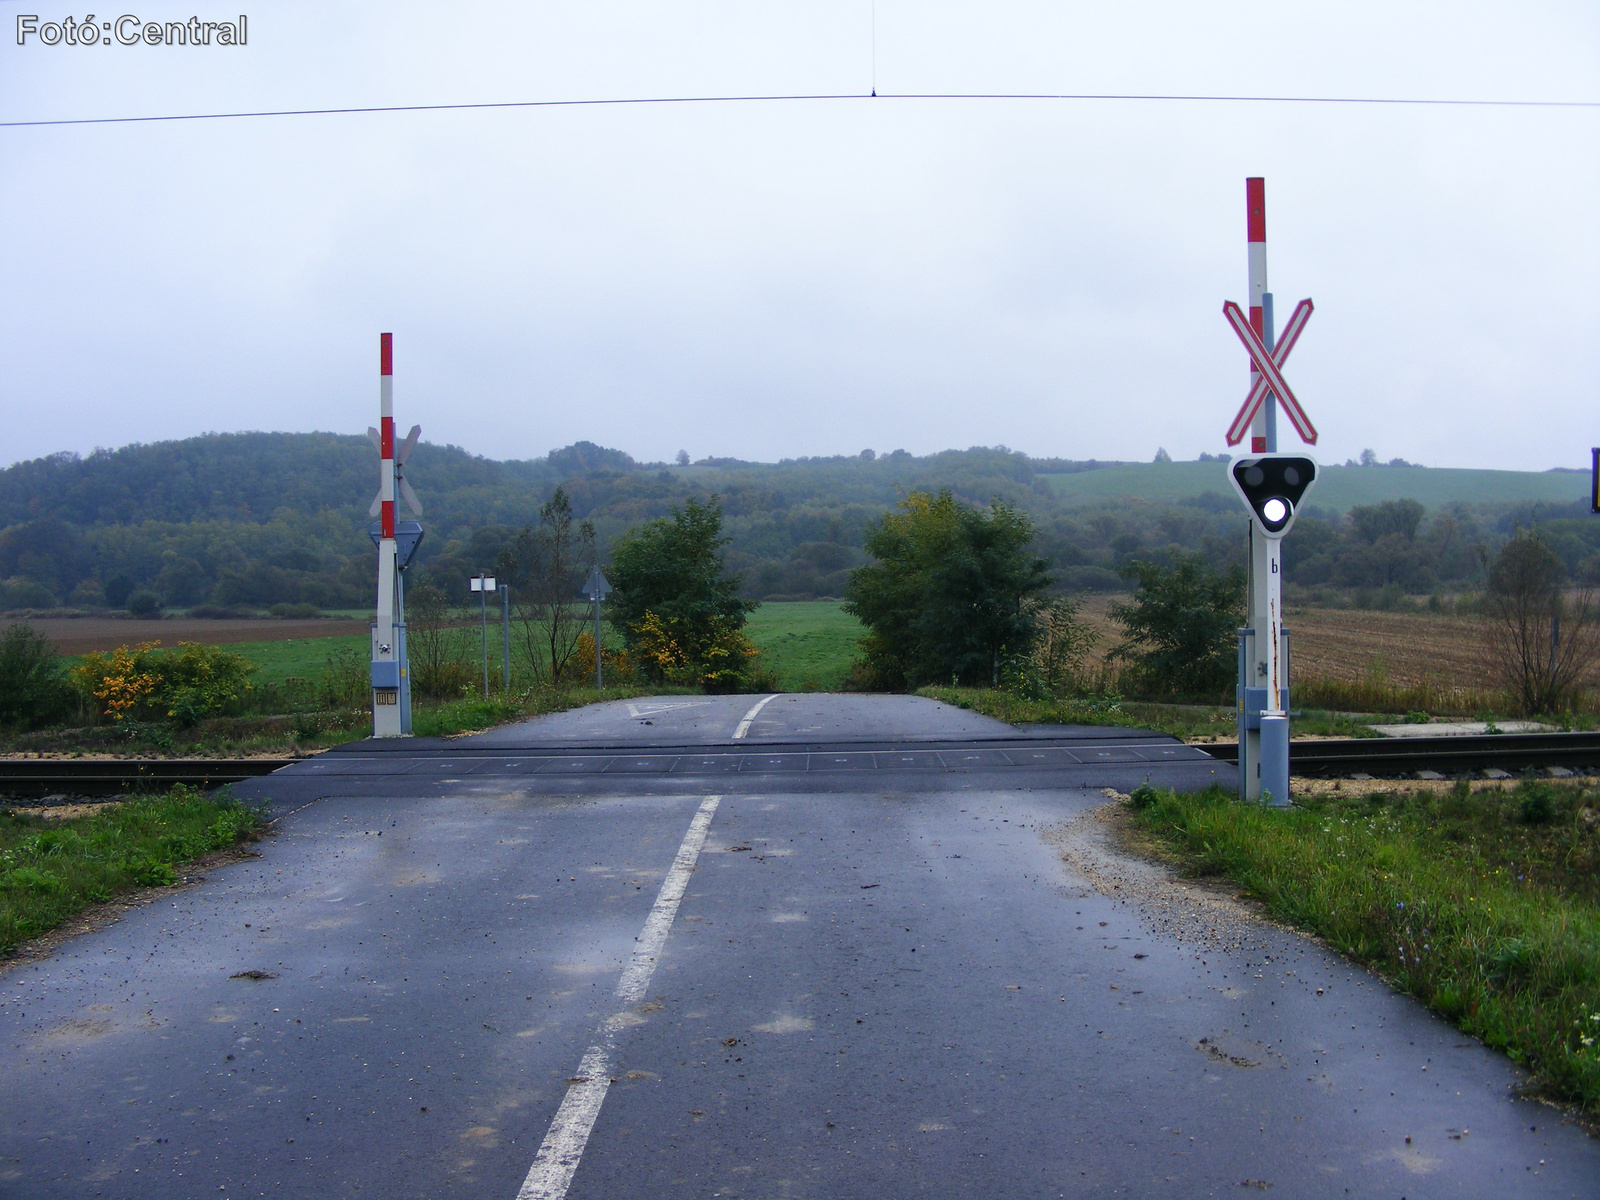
[0,695,1594,1198]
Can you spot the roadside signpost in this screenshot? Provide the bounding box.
[1223,179,1319,805]
[500,583,511,694]
[471,574,496,698]
[582,567,611,688]
[369,334,423,738]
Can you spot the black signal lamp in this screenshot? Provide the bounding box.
[1228,455,1318,537]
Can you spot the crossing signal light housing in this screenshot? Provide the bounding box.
[1229,454,1318,537]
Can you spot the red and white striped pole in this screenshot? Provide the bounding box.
[379,333,396,540]
[372,332,402,736]
[1246,177,1273,454]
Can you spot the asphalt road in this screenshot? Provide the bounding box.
[1,694,1595,1198]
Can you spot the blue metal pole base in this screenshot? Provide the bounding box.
[1259,714,1291,807]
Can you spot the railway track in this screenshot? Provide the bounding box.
[3,729,1600,797]
[0,758,293,797]
[1204,730,1600,777]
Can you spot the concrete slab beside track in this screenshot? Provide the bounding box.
[1,694,1594,1198]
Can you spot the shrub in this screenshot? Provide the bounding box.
[1483,531,1600,715]
[0,577,56,611]
[571,631,635,686]
[1519,783,1556,826]
[70,642,161,720]
[0,623,74,728]
[148,642,255,725]
[70,641,255,724]
[1128,783,1161,810]
[187,604,253,619]
[413,657,477,700]
[124,589,160,616]
[320,648,369,709]
[1109,553,1245,700]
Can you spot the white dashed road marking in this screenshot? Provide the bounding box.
[732,694,779,740]
[514,794,722,1200]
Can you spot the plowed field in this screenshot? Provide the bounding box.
[1074,597,1576,691]
[27,617,370,656]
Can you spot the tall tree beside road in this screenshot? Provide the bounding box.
[497,486,597,686]
[1484,530,1600,714]
[844,490,1050,689]
[606,496,758,686]
[1109,553,1245,699]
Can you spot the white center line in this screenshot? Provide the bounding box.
[514,794,721,1200]
[731,693,779,740]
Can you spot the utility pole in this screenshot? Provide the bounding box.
[582,567,611,689]
[500,583,511,693]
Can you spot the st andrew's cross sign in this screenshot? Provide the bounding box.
[1223,298,1317,447]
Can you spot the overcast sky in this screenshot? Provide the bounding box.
[1,2,1596,473]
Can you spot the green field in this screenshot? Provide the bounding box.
[203,601,864,695]
[1038,463,1587,513]
[223,634,370,687]
[745,601,863,691]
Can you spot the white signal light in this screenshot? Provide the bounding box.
[1227,454,1318,539]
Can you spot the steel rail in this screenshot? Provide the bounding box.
[1202,731,1600,776]
[0,759,294,797]
[4,730,1599,797]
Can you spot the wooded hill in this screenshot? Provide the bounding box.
[0,432,1592,612]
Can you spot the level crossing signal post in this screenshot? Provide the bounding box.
[1230,456,1317,803]
[369,334,424,738]
[1223,179,1320,804]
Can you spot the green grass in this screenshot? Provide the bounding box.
[745,601,863,691]
[918,686,1380,741]
[1128,780,1600,1116]
[0,786,264,955]
[224,634,370,687]
[108,602,860,697]
[1038,463,1586,513]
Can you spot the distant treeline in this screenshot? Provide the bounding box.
[0,432,1594,613]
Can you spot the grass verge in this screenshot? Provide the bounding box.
[917,686,1381,741]
[0,684,701,757]
[1127,779,1600,1116]
[0,785,264,956]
